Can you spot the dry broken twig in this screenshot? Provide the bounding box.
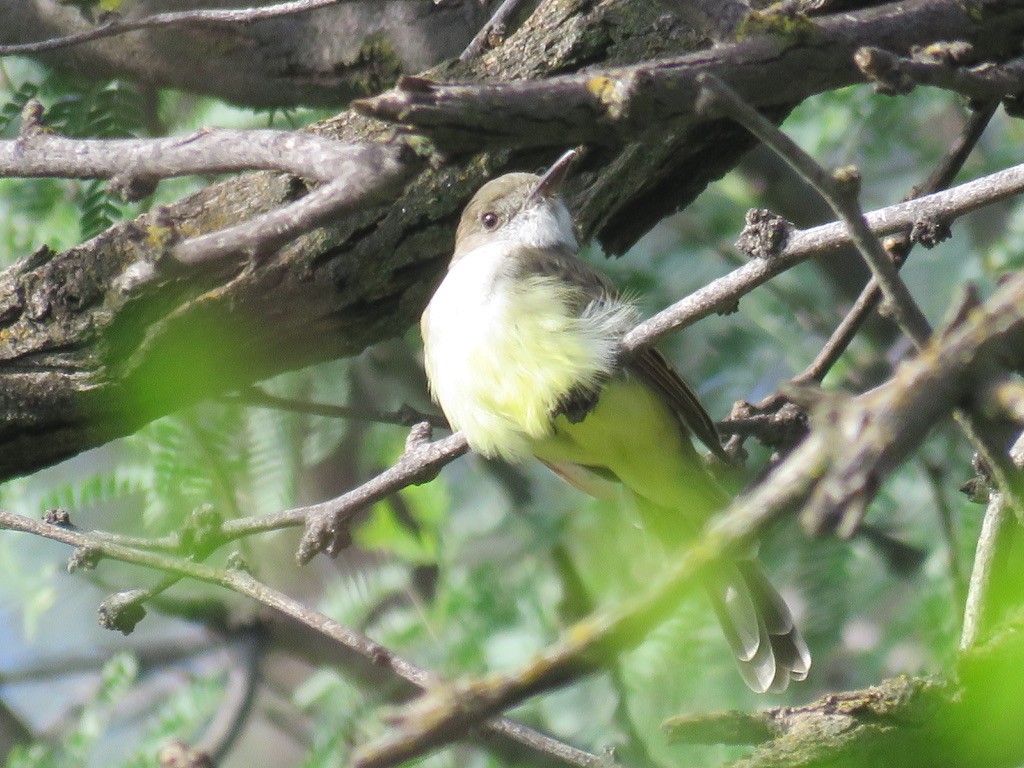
[168,164,418,266]
[856,44,1024,101]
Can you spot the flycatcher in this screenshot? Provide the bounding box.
[421,150,810,692]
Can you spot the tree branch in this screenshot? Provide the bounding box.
[355,0,1024,150]
[292,425,467,563]
[622,160,1024,351]
[194,625,263,763]
[960,432,1024,649]
[168,159,420,266]
[0,0,346,56]
[221,385,445,429]
[0,99,423,269]
[0,508,605,768]
[960,487,1013,649]
[0,0,497,108]
[2,102,401,187]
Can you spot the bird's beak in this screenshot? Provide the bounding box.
[528,149,578,202]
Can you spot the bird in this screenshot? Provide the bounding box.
[420,149,810,692]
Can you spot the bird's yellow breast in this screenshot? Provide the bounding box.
[422,242,636,462]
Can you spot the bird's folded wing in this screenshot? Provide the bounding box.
[629,348,727,461]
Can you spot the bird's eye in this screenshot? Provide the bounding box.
[480,211,499,230]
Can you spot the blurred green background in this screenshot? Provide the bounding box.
[0,52,1020,768]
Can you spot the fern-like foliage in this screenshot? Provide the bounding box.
[41,77,147,239]
[0,80,40,135]
[80,81,145,239]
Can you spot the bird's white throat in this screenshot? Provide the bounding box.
[505,197,578,253]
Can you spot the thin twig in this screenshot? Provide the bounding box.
[790,102,998,390]
[197,625,264,762]
[45,428,466,569]
[694,73,933,347]
[484,722,610,768]
[292,426,468,563]
[223,385,446,429]
[550,546,652,768]
[173,425,469,565]
[0,639,214,684]
[0,0,346,56]
[923,459,967,611]
[960,432,1024,649]
[460,0,534,61]
[622,160,1024,352]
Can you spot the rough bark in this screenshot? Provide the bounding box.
[2,0,1024,480]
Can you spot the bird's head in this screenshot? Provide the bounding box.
[452,149,579,262]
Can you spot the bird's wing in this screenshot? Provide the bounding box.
[514,247,726,460]
[629,347,728,461]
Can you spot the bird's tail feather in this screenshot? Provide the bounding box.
[705,560,810,693]
[610,485,811,692]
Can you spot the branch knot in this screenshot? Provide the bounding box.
[735,208,793,259]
